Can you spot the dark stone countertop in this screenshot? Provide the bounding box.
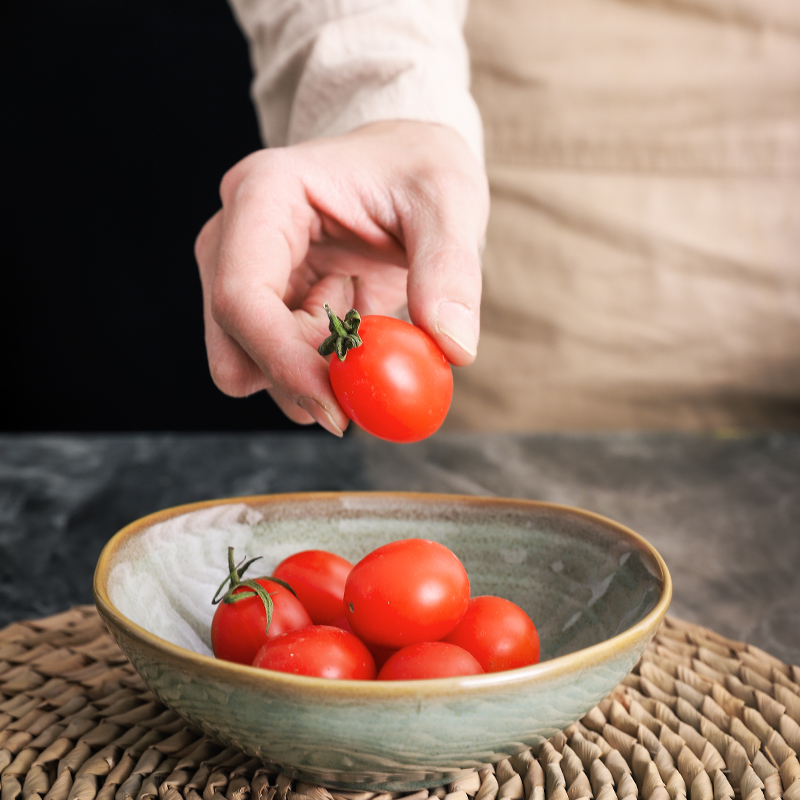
[1,431,798,665]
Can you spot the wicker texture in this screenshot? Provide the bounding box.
[1,608,799,800]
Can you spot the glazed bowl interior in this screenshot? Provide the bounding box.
[94,492,671,790]
[100,493,663,660]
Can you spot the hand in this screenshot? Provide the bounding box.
[194,120,489,435]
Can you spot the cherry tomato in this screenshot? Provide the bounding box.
[272,549,353,625]
[377,641,483,680]
[443,595,540,673]
[344,538,470,649]
[211,578,312,665]
[321,306,453,443]
[332,612,396,670]
[252,625,377,679]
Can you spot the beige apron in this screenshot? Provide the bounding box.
[447,0,800,431]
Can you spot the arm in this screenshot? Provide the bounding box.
[227,0,483,162]
[195,1,488,435]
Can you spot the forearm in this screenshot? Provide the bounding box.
[227,0,484,164]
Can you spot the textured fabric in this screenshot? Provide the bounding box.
[226,0,484,163]
[449,0,800,431]
[229,0,800,431]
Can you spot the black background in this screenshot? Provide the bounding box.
[5,1,309,432]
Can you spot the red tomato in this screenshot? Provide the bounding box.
[377,642,483,680]
[343,538,470,649]
[443,595,540,672]
[323,309,453,443]
[211,578,312,665]
[332,612,396,670]
[272,549,353,625]
[252,625,377,679]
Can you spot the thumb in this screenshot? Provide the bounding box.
[397,128,488,366]
[405,234,483,368]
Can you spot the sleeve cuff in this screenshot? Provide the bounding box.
[230,0,484,165]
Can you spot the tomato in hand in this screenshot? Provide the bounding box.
[377,641,483,680]
[252,625,377,679]
[443,595,540,672]
[272,549,353,625]
[318,305,453,443]
[211,548,312,665]
[344,538,470,649]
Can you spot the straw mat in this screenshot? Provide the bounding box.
[1,608,799,800]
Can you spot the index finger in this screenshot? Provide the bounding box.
[212,163,349,433]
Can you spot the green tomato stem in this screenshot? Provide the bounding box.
[318,303,363,361]
[210,546,297,637]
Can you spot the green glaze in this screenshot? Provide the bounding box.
[94,492,671,790]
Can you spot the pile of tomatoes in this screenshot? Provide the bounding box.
[210,538,540,680]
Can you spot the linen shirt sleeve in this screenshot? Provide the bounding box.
[226,0,484,164]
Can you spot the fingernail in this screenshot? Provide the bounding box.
[436,301,478,357]
[297,397,344,437]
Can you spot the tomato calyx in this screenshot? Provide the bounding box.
[318,303,363,362]
[211,546,297,636]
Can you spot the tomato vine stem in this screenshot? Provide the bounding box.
[211,546,296,636]
[318,303,363,361]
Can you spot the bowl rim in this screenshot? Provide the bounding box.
[93,491,672,698]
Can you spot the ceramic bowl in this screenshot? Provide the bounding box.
[93,492,671,791]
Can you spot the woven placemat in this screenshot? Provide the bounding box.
[2,609,799,800]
